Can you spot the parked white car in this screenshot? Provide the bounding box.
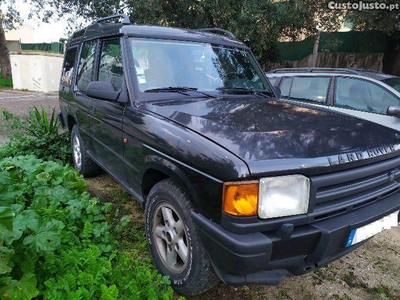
[266,68,400,131]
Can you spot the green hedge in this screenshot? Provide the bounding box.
[21,43,64,54]
[277,30,397,61]
[0,77,12,88]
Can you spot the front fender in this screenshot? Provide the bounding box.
[141,151,223,220]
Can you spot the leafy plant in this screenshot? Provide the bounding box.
[0,107,71,164]
[0,155,174,299]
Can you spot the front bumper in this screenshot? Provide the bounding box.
[192,192,400,285]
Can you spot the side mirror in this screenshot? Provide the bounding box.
[387,106,400,117]
[87,81,121,101]
[274,86,281,98]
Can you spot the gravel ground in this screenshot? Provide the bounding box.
[1,88,399,299]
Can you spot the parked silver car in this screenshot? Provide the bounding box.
[266,68,400,131]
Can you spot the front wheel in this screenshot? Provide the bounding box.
[145,179,219,296]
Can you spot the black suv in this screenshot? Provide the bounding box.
[59,14,400,296]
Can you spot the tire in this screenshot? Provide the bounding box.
[71,125,102,177]
[145,179,219,296]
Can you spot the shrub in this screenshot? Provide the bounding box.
[0,107,71,164]
[0,155,174,299]
[0,77,12,88]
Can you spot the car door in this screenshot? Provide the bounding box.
[73,40,97,150]
[88,37,127,184]
[331,76,400,131]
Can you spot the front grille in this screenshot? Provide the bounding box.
[308,156,400,222]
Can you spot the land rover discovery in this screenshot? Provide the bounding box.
[59,14,400,296]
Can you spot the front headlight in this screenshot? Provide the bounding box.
[258,175,310,219]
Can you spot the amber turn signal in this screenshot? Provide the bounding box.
[222,181,259,216]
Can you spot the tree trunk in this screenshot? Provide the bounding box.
[0,16,12,78]
[308,30,320,67]
[382,36,400,76]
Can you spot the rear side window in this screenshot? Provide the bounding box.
[280,77,292,97]
[98,39,123,90]
[76,40,97,92]
[61,47,77,85]
[290,77,330,103]
[336,77,400,114]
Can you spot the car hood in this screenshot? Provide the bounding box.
[143,97,400,174]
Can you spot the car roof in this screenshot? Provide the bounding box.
[67,18,247,49]
[356,71,397,80]
[266,68,398,80]
[265,71,398,81]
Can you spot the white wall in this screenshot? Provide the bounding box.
[10,54,63,92]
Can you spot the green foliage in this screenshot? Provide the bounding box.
[0,155,174,299]
[0,77,12,88]
[0,107,71,164]
[343,0,400,33]
[125,0,342,65]
[21,0,343,66]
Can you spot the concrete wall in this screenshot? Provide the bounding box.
[10,53,63,92]
[6,40,21,52]
[264,52,384,72]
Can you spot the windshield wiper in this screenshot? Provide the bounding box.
[216,87,270,98]
[145,87,216,98]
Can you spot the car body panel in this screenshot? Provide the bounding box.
[59,24,400,287]
[144,97,400,177]
[89,98,127,184]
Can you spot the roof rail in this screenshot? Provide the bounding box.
[72,29,85,40]
[196,28,236,39]
[267,68,361,75]
[355,68,382,74]
[94,14,130,25]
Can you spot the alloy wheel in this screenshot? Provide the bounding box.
[153,203,190,274]
[72,134,82,169]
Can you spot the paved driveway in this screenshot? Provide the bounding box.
[0,89,59,144]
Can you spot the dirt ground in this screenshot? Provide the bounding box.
[1,89,399,300]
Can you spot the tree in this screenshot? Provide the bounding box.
[24,0,342,67]
[344,0,400,75]
[0,2,21,78]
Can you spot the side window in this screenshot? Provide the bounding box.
[98,39,123,90]
[336,77,400,114]
[76,40,97,92]
[280,77,292,97]
[289,77,330,103]
[61,47,77,85]
[268,77,279,86]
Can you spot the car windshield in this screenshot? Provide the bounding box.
[382,77,400,92]
[130,38,274,97]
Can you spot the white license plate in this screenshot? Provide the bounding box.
[346,210,399,247]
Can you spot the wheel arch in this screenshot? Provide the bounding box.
[67,114,77,132]
[140,155,203,213]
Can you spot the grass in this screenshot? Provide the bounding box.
[0,76,12,88]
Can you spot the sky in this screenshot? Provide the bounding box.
[3,0,80,43]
